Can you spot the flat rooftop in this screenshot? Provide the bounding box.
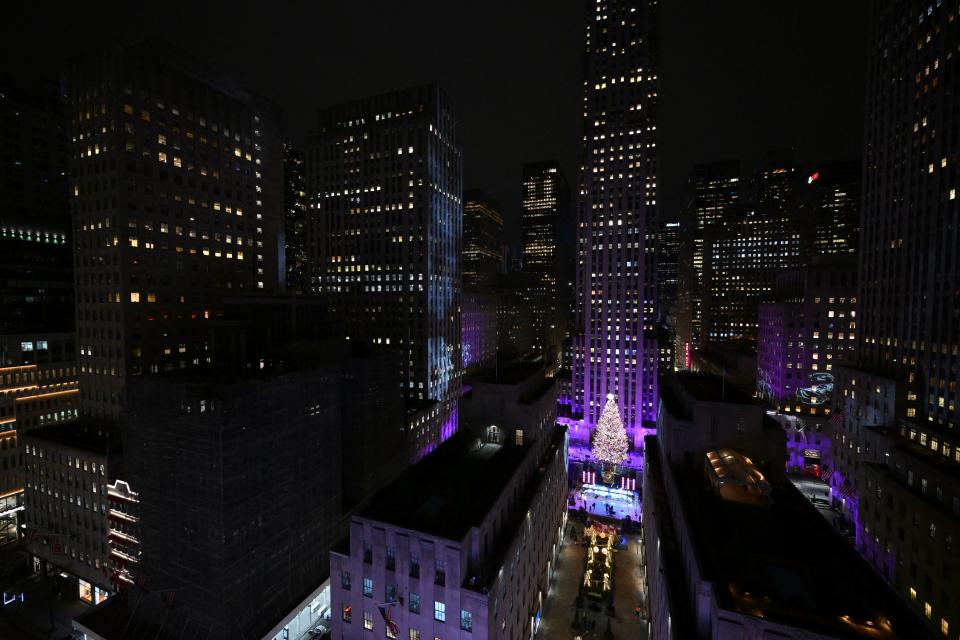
[673,461,924,638]
[24,421,115,454]
[360,433,529,541]
[660,372,756,421]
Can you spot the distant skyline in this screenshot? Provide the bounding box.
[3,1,866,246]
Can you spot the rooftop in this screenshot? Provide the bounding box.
[359,432,530,541]
[660,372,756,420]
[24,421,115,455]
[673,457,926,638]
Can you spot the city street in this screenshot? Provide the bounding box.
[0,551,87,640]
[540,521,649,640]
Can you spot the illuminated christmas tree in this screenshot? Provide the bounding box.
[591,393,628,472]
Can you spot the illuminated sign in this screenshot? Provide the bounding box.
[807,171,820,184]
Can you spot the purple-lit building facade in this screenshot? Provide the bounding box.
[306,84,462,460]
[329,424,567,640]
[573,0,659,449]
[828,1,960,635]
[461,289,497,376]
[756,256,857,417]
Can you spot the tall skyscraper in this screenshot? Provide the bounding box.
[701,152,804,345]
[67,41,283,426]
[521,161,567,356]
[0,81,73,333]
[793,160,860,256]
[676,161,740,359]
[283,142,307,293]
[462,189,503,289]
[306,83,462,459]
[657,220,679,320]
[830,2,960,634]
[574,0,659,446]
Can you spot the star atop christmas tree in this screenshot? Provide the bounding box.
[592,393,629,469]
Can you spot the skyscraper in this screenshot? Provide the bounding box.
[67,41,283,425]
[702,152,804,345]
[656,220,679,322]
[283,142,307,293]
[675,161,740,361]
[521,161,567,357]
[830,1,960,633]
[793,160,860,256]
[462,189,503,290]
[306,83,462,459]
[574,0,659,446]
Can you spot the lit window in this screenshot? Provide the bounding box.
[342,605,352,623]
[434,601,445,622]
[363,611,373,630]
[130,292,140,303]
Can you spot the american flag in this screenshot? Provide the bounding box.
[378,603,400,637]
[134,573,150,592]
[831,406,846,425]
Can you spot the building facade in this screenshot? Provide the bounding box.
[0,80,73,335]
[66,41,283,425]
[829,1,960,635]
[676,160,740,358]
[793,160,860,257]
[0,334,79,544]
[521,161,567,357]
[306,83,462,460]
[329,424,566,640]
[284,142,307,293]
[463,190,503,290]
[756,256,858,416]
[573,0,660,446]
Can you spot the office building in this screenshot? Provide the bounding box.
[756,256,858,416]
[0,334,79,544]
[676,160,740,356]
[793,161,860,256]
[703,200,804,344]
[0,80,73,334]
[306,83,462,460]
[22,423,129,605]
[329,423,566,640]
[642,372,924,639]
[573,0,660,447]
[66,40,284,425]
[463,190,503,290]
[829,2,960,635]
[462,289,498,376]
[657,220,679,322]
[521,161,567,356]
[284,143,307,292]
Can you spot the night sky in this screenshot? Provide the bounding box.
[4,1,866,247]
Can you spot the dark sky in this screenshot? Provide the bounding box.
[4,1,866,245]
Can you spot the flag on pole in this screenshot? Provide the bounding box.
[378,603,400,637]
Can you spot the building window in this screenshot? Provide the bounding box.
[434,560,446,586]
[433,601,445,622]
[364,611,374,630]
[363,577,373,597]
[515,429,524,446]
[386,584,397,603]
[386,547,396,571]
[364,543,372,564]
[925,602,933,619]
[410,555,420,578]
[341,570,351,591]
[342,605,352,623]
[409,592,420,614]
[409,630,421,640]
[460,610,473,632]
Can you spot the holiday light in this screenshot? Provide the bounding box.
[591,393,629,470]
